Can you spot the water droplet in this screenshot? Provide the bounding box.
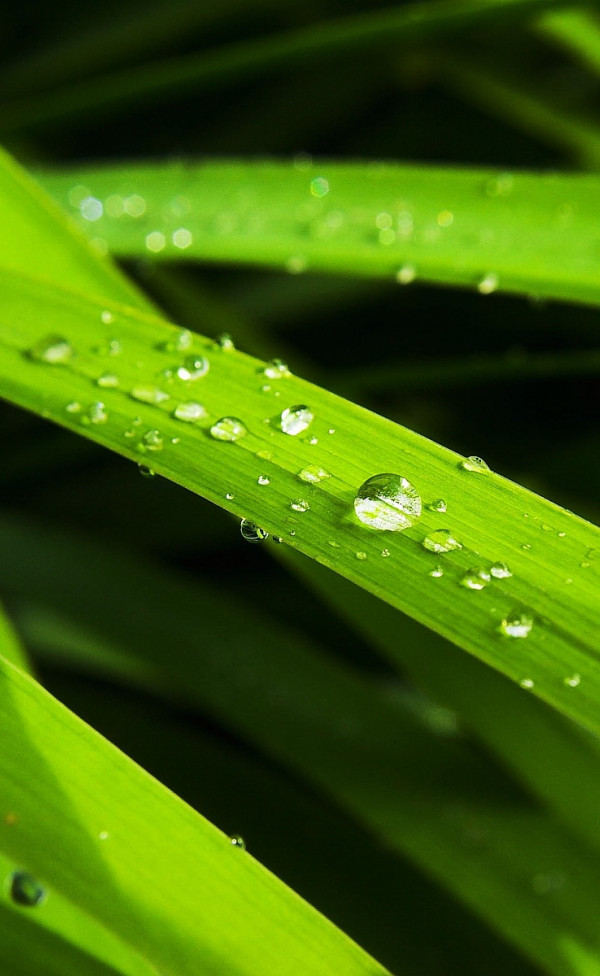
[130,385,170,405]
[428,498,447,513]
[328,428,336,435]
[460,456,490,473]
[308,436,318,445]
[210,417,247,442]
[396,264,417,285]
[177,355,209,380]
[484,173,514,197]
[422,529,463,553]
[521,543,532,551]
[65,401,81,414]
[354,473,422,531]
[499,611,533,638]
[310,177,329,198]
[490,561,512,579]
[82,401,108,425]
[461,568,491,590]
[215,332,234,351]
[519,678,534,689]
[286,255,308,274]
[262,359,291,379]
[477,273,499,295]
[173,401,207,422]
[381,548,391,558]
[140,429,164,452]
[96,372,119,388]
[290,498,310,513]
[257,475,270,485]
[230,835,246,849]
[8,871,46,907]
[429,565,444,577]
[28,334,73,364]
[272,536,283,544]
[437,210,454,227]
[356,551,367,560]
[162,329,193,353]
[280,405,314,436]
[225,492,234,500]
[98,831,110,841]
[240,520,268,543]
[557,531,566,538]
[172,228,192,249]
[564,673,581,688]
[100,310,114,325]
[298,464,331,485]
[97,337,121,356]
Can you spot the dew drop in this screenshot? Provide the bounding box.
[564,673,581,688]
[461,568,491,590]
[396,264,417,285]
[356,551,367,561]
[428,498,447,514]
[230,835,246,850]
[298,465,330,484]
[140,429,164,452]
[381,548,391,558]
[240,520,268,543]
[257,475,270,486]
[477,273,499,295]
[28,334,73,365]
[215,332,235,351]
[65,401,81,414]
[163,329,193,353]
[173,401,207,422]
[354,473,422,531]
[280,405,314,436]
[460,456,490,473]
[8,871,46,907]
[83,401,108,425]
[96,372,119,388]
[422,529,463,554]
[256,449,272,461]
[97,337,121,356]
[177,355,209,380]
[490,561,512,579]
[130,385,170,405]
[286,255,308,274]
[519,678,534,689]
[210,417,247,442]
[100,310,114,325]
[499,611,533,638]
[262,359,291,379]
[429,565,444,578]
[225,492,234,500]
[290,498,310,513]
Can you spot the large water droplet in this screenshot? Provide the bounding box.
[460,456,490,473]
[290,498,310,513]
[177,355,209,380]
[354,474,421,531]
[173,401,207,422]
[499,610,533,638]
[210,417,247,442]
[280,405,314,436]
[28,334,73,364]
[140,429,164,452]
[422,529,463,553]
[9,871,46,907]
[298,464,330,484]
[240,520,268,543]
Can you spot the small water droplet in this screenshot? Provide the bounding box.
[477,273,499,295]
[172,227,193,249]
[356,551,367,561]
[519,678,535,689]
[422,529,463,554]
[82,401,108,425]
[308,436,318,445]
[396,264,417,285]
[225,492,234,500]
[173,401,207,422]
[557,531,566,538]
[381,548,391,558]
[328,428,336,435]
[490,561,512,579]
[460,456,490,473]
[280,405,313,436]
[163,329,193,353]
[28,334,73,364]
[310,176,329,198]
[145,231,166,253]
[98,831,110,841]
[210,417,247,442]
[286,255,308,274]
[257,475,270,485]
[65,401,81,414]
[96,337,121,356]
[461,568,491,590]
[290,498,310,513]
[354,473,422,531]
[484,173,514,197]
[428,498,447,514]
[140,429,164,452]
[8,871,46,907]
[499,610,533,638]
[262,359,291,379]
[564,673,581,688]
[215,332,234,351]
[100,310,114,325]
[429,565,444,577]
[521,543,532,551]
[130,385,170,405]
[96,372,119,388]
[229,835,246,849]
[177,355,209,380]
[240,520,268,543]
[256,449,272,461]
[437,210,454,228]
